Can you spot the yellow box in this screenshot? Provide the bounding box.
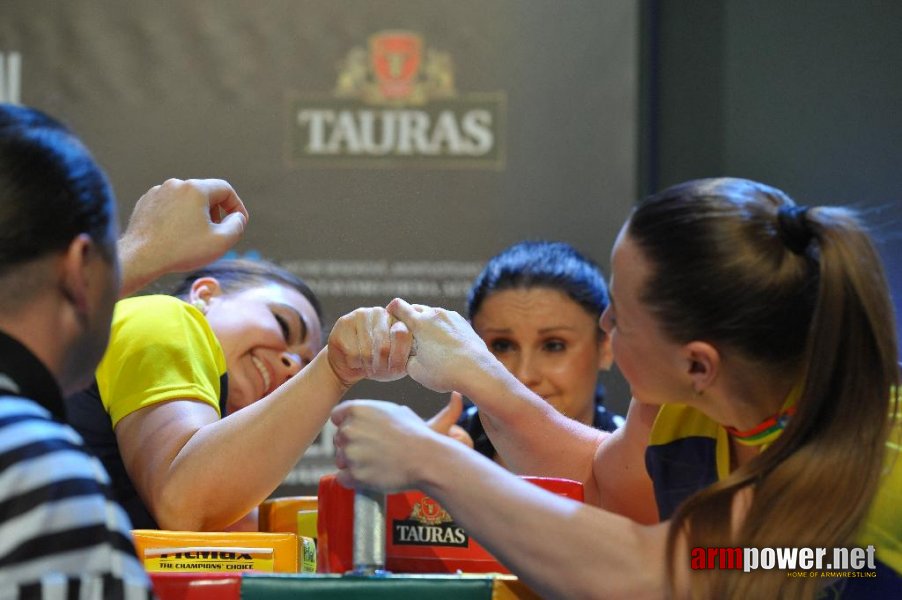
[132,530,298,573]
[492,575,542,599]
[258,496,317,533]
[296,509,318,541]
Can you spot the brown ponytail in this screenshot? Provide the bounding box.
[628,178,899,598]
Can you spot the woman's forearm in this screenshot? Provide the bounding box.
[152,350,347,530]
[457,359,607,487]
[415,434,668,600]
[146,305,409,531]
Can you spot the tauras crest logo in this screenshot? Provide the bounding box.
[287,31,505,169]
[410,496,452,525]
[392,496,469,547]
[335,31,454,106]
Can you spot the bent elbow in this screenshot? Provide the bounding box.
[151,484,212,531]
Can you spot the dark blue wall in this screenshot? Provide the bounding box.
[645,0,902,347]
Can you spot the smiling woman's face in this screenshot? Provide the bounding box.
[472,287,611,425]
[196,281,323,414]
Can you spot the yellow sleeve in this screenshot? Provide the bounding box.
[96,295,226,426]
[857,396,902,575]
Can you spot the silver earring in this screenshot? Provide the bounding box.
[192,299,207,314]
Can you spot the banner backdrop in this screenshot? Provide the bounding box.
[1,1,639,494]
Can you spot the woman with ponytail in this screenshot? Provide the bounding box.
[628,179,900,597]
[330,177,900,598]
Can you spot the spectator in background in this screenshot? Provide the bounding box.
[451,241,622,467]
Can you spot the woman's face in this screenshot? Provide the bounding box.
[601,227,689,406]
[472,287,612,425]
[194,280,323,413]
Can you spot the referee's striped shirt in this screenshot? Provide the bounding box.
[0,329,153,600]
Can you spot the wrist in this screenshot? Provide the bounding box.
[409,431,465,492]
[316,348,356,395]
[456,351,512,399]
[117,235,159,297]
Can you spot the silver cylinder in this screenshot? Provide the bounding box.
[351,489,386,574]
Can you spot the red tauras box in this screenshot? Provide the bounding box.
[317,474,583,574]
